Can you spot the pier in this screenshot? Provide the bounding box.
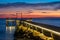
[6,19,60,40]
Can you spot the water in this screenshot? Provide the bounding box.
[0,18,6,40]
[32,18,60,27]
[0,18,60,40]
[0,18,15,40]
[6,27,15,40]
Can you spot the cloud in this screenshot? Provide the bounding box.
[0,2,60,18]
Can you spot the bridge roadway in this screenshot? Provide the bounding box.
[22,21,60,40]
[24,21,60,34]
[6,20,60,40]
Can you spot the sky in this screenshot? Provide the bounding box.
[0,0,60,4]
[0,0,60,18]
[0,7,60,18]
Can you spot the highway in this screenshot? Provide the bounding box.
[24,21,60,36]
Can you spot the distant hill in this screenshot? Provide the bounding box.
[0,1,60,10]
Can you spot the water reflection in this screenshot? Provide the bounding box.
[6,26,15,40]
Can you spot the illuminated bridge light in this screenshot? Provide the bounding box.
[24,22,60,36]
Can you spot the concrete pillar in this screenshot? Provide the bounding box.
[16,20,20,26]
[51,33,54,38]
[42,29,44,33]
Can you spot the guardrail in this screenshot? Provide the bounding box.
[23,21,60,40]
[23,21,60,36]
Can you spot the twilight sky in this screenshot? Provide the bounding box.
[0,0,60,18]
[0,0,60,3]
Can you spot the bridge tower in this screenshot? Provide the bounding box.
[6,18,16,27]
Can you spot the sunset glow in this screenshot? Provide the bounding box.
[0,8,60,18]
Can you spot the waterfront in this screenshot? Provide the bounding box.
[32,18,60,27]
[0,18,60,40]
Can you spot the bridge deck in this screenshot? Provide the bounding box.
[26,21,60,32]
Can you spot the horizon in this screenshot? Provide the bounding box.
[0,0,60,18]
[0,9,60,18]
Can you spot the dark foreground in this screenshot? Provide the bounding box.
[14,21,60,40]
